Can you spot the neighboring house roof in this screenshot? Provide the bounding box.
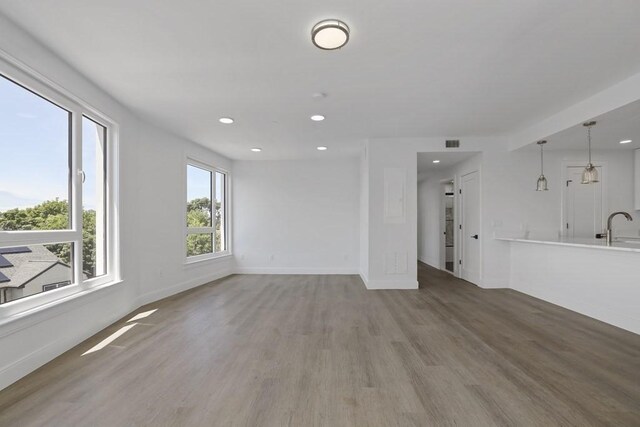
[0,246,69,289]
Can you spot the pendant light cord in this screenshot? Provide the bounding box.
[540,144,544,175]
[587,125,592,164]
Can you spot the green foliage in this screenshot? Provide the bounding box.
[0,199,98,276]
[186,197,222,256]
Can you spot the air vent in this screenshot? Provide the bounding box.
[445,139,460,148]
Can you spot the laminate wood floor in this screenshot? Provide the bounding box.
[1,264,639,426]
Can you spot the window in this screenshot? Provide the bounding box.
[0,63,116,310]
[186,162,227,260]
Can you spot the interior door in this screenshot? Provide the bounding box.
[565,166,603,238]
[461,171,480,285]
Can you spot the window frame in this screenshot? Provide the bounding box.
[0,54,120,317]
[184,157,230,264]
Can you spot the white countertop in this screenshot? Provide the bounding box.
[495,235,640,253]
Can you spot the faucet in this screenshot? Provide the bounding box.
[603,212,633,245]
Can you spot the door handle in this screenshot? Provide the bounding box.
[471,234,479,239]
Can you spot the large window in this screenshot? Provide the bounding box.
[0,63,115,309]
[186,162,227,260]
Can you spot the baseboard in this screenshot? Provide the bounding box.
[135,269,233,307]
[0,302,130,391]
[1,270,233,392]
[365,278,419,290]
[233,267,359,275]
[418,257,439,269]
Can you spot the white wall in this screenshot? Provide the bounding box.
[0,15,233,390]
[233,158,359,274]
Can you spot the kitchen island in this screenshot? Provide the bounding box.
[497,236,640,334]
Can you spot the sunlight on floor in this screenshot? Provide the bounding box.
[82,323,138,356]
[127,309,158,322]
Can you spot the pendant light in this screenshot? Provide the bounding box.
[536,140,548,191]
[581,121,599,184]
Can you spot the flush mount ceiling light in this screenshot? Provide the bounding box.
[317,146,328,151]
[535,140,549,191]
[310,115,325,121]
[620,139,632,144]
[311,19,350,50]
[219,117,234,124]
[250,147,262,152]
[432,160,440,164]
[581,121,599,184]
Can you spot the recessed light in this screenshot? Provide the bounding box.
[310,115,325,121]
[219,117,234,124]
[433,160,440,164]
[250,148,262,152]
[620,139,632,144]
[311,20,350,50]
[317,146,328,151]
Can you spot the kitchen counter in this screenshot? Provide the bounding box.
[495,235,640,253]
[497,234,640,334]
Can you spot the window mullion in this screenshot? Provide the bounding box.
[71,109,84,287]
[212,172,218,252]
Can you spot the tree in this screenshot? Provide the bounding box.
[0,200,98,276]
[186,197,221,256]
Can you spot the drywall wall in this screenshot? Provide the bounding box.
[363,138,499,289]
[0,15,233,390]
[233,158,359,274]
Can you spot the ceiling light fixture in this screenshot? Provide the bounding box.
[311,19,350,50]
[581,121,599,184]
[250,148,262,152]
[317,146,328,151]
[219,117,234,124]
[535,140,549,191]
[620,139,632,144]
[310,115,325,121]
[432,160,440,164]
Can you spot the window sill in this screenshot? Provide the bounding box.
[0,279,124,338]
[184,252,233,266]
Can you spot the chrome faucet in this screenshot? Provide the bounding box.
[603,212,633,245]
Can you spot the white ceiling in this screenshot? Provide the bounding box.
[1,1,640,160]
[519,99,640,152]
[417,151,478,174]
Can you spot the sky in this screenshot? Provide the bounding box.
[0,74,100,212]
[0,72,222,214]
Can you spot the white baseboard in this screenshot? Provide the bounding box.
[0,271,233,392]
[0,299,131,391]
[135,269,233,307]
[365,278,419,290]
[233,267,359,275]
[417,257,439,269]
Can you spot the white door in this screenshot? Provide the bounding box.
[461,171,480,285]
[564,166,603,238]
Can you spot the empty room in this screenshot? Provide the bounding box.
[1,1,639,426]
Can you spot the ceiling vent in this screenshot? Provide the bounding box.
[445,139,460,148]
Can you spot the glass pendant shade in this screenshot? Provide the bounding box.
[536,175,548,191]
[581,121,598,184]
[535,140,548,191]
[581,163,599,184]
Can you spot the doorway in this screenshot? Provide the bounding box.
[417,152,481,287]
[563,165,606,238]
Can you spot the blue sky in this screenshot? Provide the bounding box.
[0,74,100,211]
[1,73,222,213]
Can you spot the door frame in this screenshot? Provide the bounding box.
[560,161,608,237]
[459,170,482,286]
